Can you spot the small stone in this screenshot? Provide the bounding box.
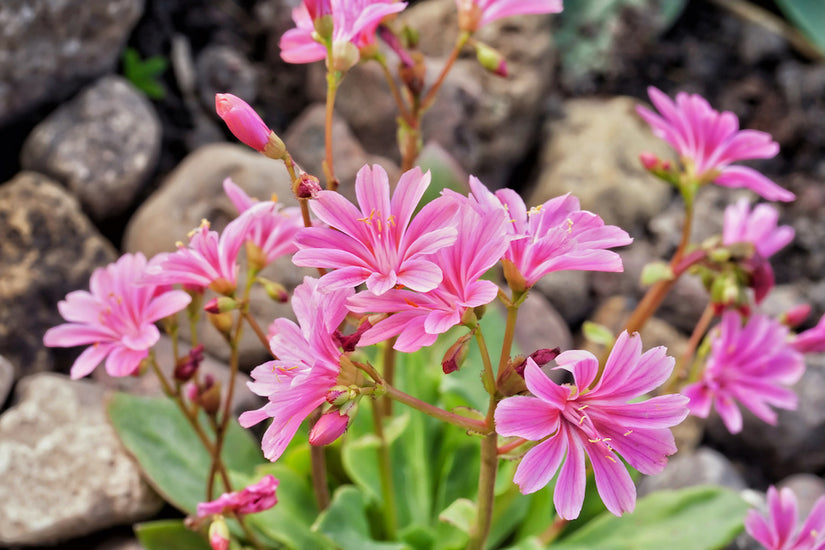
[0,0,143,123]
[532,97,674,231]
[739,21,787,65]
[637,447,746,497]
[533,270,592,326]
[0,373,163,546]
[513,289,572,354]
[0,172,117,380]
[197,45,258,113]
[21,76,161,220]
[0,355,12,406]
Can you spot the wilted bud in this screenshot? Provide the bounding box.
[529,347,561,367]
[207,311,234,337]
[208,516,230,550]
[331,41,360,73]
[399,52,426,97]
[215,94,284,159]
[497,356,528,396]
[474,42,507,77]
[200,379,222,416]
[174,344,205,383]
[333,319,372,352]
[782,303,812,328]
[204,296,239,314]
[442,333,472,374]
[295,173,322,199]
[309,409,351,446]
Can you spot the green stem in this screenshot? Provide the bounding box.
[382,338,397,415]
[324,70,340,191]
[309,408,331,510]
[383,383,489,434]
[662,303,715,394]
[371,398,398,539]
[498,303,520,373]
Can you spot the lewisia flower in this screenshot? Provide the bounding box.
[722,198,794,303]
[347,198,510,352]
[197,475,279,517]
[239,278,352,461]
[293,164,458,296]
[637,87,794,202]
[280,0,406,67]
[463,177,631,289]
[495,332,688,519]
[682,311,805,434]
[223,178,303,270]
[143,210,259,295]
[44,253,191,379]
[457,0,563,33]
[745,485,825,550]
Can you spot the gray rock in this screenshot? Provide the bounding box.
[21,75,161,220]
[94,537,146,550]
[638,447,746,497]
[0,0,144,123]
[197,45,258,114]
[284,103,399,193]
[0,373,162,546]
[123,143,309,368]
[532,97,674,232]
[514,289,573,354]
[533,270,592,326]
[707,355,825,477]
[778,474,825,518]
[0,172,117,380]
[0,355,12,406]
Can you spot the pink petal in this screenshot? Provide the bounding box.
[554,350,599,393]
[523,360,569,406]
[513,429,568,495]
[585,440,636,516]
[715,166,795,202]
[495,396,560,440]
[104,345,148,377]
[554,428,587,520]
[70,343,114,379]
[144,290,192,322]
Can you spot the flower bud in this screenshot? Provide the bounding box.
[208,516,230,550]
[215,93,279,155]
[309,409,351,446]
[782,303,811,328]
[204,296,239,314]
[260,279,290,303]
[333,319,372,352]
[497,356,528,396]
[174,344,205,383]
[326,385,357,406]
[474,42,507,77]
[207,311,234,337]
[399,52,426,97]
[442,333,472,374]
[200,379,222,416]
[295,173,322,199]
[529,347,561,367]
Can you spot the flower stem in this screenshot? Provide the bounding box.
[323,70,340,191]
[498,303,520,373]
[309,408,331,510]
[371,398,398,539]
[663,303,716,393]
[420,31,470,113]
[537,515,569,545]
[497,437,527,455]
[242,310,271,353]
[376,55,413,124]
[382,383,489,434]
[382,338,397,415]
[623,194,696,334]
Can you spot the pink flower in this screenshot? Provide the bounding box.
[43,253,191,379]
[745,485,825,550]
[722,198,794,303]
[197,475,279,517]
[637,87,794,202]
[280,0,406,65]
[347,200,511,352]
[144,211,259,295]
[682,311,805,434]
[792,314,825,353]
[222,178,303,269]
[215,94,272,153]
[293,164,458,296]
[495,331,689,519]
[239,278,352,461]
[462,177,631,288]
[457,0,563,32]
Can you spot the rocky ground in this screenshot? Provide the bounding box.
[1,0,824,548]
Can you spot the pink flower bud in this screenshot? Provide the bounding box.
[639,152,660,171]
[309,410,351,446]
[174,344,205,382]
[295,173,322,199]
[474,42,508,77]
[208,517,230,550]
[215,93,272,152]
[783,303,812,328]
[529,347,560,367]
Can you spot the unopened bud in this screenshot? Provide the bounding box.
[442,333,472,374]
[497,355,528,396]
[326,385,357,406]
[174,344,205,382]
[399,52,426,97]
[215,93,273,153]
[474,42,507,77]
[200,379,222,416]
[204,296,239,314]
[331,41,360,73]
[309,409,351,446]
[333,319,372,352]
[782,303,811,328]
[208,516,230,550]
[295,173,322,199]
[529,347,561,367]
[259,278,289,303]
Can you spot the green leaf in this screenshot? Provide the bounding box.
[550,486,748,550]
[314,486,412,550]
[438,498,476,533]
[134,520,211,550]
[774,0,825,55]
[107,392,263,513]
[581,321,615,347]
